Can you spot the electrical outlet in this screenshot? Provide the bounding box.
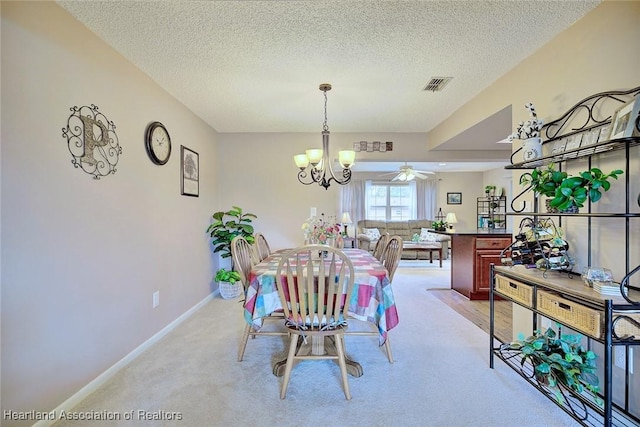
[152,291,159,308]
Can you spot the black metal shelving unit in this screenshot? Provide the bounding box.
[489,87,640,427]
[477,195,507,229]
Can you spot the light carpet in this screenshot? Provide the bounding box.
[53,261,578,427]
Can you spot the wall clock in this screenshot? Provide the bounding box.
[145,121,172,165]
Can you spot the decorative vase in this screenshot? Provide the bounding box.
[522,137,543,162]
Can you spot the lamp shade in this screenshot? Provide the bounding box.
[338,150,356,168]
[445,212,458,224]
[294,154,309,169]
[306,149,323,166]
[341,212,352,224]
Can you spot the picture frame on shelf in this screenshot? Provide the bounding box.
[608,95,640,140]
[597,124,611,143]
[180,145,199,197]
[563,134,582,158]
[582,127,601,147]
[551,138,567,155]
[447,192,462,205]
[577,127,601,156]
[565,134,582,151]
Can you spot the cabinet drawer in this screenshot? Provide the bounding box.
[495,275,533,307]
[537,290,602,338]
[476,238,510,250]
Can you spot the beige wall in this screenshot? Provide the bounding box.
[1,2,221,423]
[2,0,640,424]
[428,2,640,151]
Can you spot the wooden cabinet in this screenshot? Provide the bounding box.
[450,232,511,300]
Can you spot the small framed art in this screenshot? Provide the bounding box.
[551,138,567,155]
[565,134,582,151]
[447,192,462,205]
[597,125,611,143]
[181,145,199,197]
[608,95,640,140]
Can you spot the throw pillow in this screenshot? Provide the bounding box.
[363,228,381,240]
[419,227,437,242]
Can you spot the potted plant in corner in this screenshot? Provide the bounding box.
[500,327,602,407]
[214,268,243,299]
[206,206,257,298]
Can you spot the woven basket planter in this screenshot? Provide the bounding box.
[219,281,242,299]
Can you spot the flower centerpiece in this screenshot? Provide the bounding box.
[509,102,545,161]
[301,213,342,245]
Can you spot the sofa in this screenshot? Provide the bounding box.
[356,219,451,260]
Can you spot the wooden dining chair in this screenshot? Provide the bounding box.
[275,245,356,400]
[253,232,272,262]
[379,235,403,283]
[345,237,401,364]
[372,232,390,260]
[231,236,286,362]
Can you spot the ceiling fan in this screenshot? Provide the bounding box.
[379,163,434,182]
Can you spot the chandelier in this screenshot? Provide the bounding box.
[294,83,356,189]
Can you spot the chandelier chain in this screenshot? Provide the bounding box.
[323,89,329,132]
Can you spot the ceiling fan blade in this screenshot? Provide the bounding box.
[413,172,431,179]
[414,170,435,174]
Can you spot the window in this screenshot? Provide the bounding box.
[365,181,416,221]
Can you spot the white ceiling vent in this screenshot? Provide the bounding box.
[423,77,453,92]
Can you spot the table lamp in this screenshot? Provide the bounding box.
[341,212,352,236]
[445,212,458,232]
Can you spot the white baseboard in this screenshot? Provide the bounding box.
[33,293,215,427]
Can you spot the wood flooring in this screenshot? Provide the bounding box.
[427,288,513,343]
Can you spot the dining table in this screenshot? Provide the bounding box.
[243,247,399,377]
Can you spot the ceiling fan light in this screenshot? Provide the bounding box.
[338,150,355,168]
[398,172,407,181]
[405,170,415,181]
[294,154,309,169]
[306,149,323,166]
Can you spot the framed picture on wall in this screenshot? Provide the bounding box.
[447,192,462,205]
[181,145,199,197]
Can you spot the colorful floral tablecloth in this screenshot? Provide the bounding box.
[243,248,399,345]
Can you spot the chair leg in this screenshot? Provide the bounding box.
[334,333,351,400]
[384,335,394,363]
[237,323,252,361]
[280,333,299,399]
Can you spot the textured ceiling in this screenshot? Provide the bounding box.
[57,0,600,170]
